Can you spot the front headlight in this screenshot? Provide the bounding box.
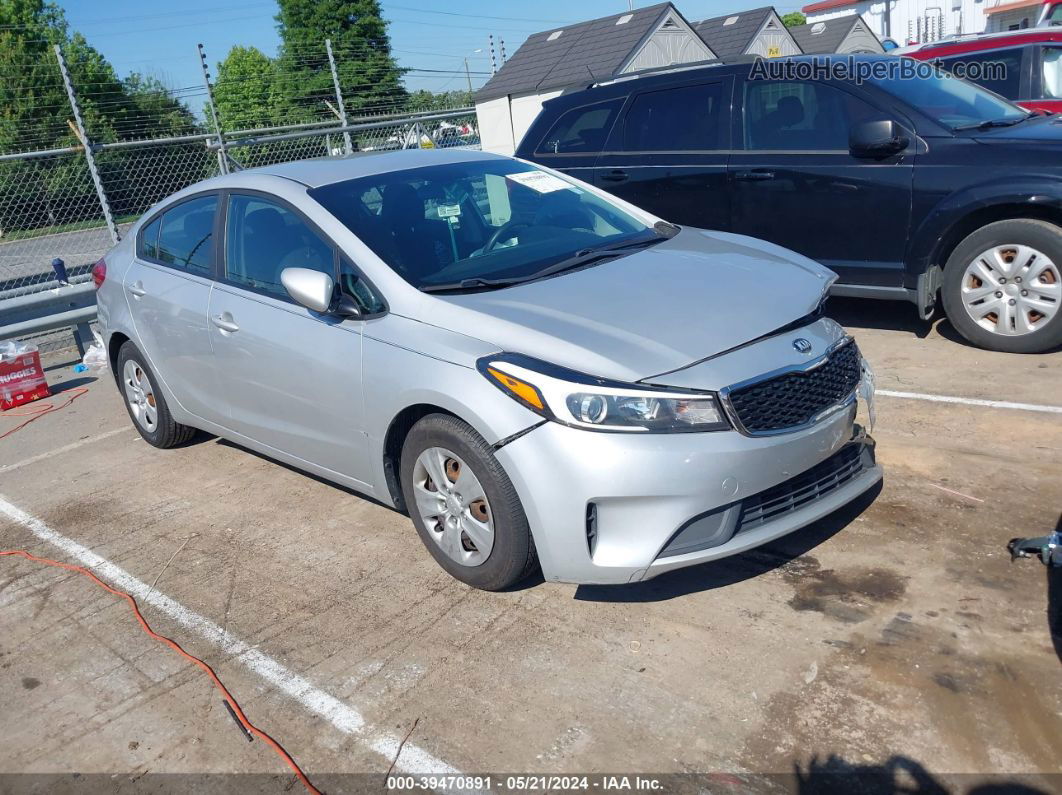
[478,354,730,433]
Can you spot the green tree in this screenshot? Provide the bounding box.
[782,11,807,27]
[275,0,407,118]
[214,46,283,130]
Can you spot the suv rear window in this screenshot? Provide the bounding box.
[622,82,725,151]
[535,99,622,154]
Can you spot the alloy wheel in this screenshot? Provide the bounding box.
[412,447,494,567]
[961,244,1061,336]
[122,359,158,433]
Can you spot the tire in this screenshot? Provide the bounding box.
[941,219,1062,353]
[400,413,537,590]
[116,341,197,448]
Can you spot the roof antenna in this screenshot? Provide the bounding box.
[585,64,596,84]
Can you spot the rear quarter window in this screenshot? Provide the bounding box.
[535,99,623,154]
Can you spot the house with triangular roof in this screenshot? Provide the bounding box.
[788,15,884,53]
[692,6,803,58]
[474,3,715,155]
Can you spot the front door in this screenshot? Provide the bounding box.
[593,78,733,231]
[207,193,371,486]
[124,193,225,425]
[729,79,914,287]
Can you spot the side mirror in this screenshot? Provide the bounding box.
[849,119,910,159]
[281,267,333,313]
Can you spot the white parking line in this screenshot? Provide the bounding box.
[0,428,131,476]
[0,495,465,779]
[877,389,1062,415]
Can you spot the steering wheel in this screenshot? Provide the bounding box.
[483,220,532,252]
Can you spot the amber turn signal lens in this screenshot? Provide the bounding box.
[486,367,545,411]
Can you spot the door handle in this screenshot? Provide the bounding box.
[128,281,146,297]
[599,169,629,183]
[211,314,240,333]
[733,170,775,182]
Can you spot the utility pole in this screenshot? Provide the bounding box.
[198,43,229,175]
[464,57,473,102]
[55,44,119,244]
[326,39,353,155]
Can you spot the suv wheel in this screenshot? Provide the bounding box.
[942,219,1062,353]
[400,414,537,590]
[117,341,197,448]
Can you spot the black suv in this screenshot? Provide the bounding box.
[517,55,1062,353]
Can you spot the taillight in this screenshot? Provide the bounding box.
[91,258,106,289]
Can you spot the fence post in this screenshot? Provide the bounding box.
[325,39,353,155]
[54,45,120,245]
[198,43,229,175]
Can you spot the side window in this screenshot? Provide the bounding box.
[225,195,334,298]
[339,258,385,315]
[743,81,882,150]
[1042,47,1061,99]
[137,216,161,260]
[156,195,217,275]
[535,99,622,154]
[939,48,1023,98]
[622,82,725,151]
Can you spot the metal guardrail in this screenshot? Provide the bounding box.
[0,281,97,356]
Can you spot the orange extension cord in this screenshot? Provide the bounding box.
[1,549,322,795]
[0,386,90,441]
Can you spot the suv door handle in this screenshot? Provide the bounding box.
[128,281,146,298]
[211,314,240,333]
[599,169,629,183]
[733,170,775,182]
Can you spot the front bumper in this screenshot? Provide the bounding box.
[494,402,881,585]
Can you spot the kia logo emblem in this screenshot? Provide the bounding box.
[792,338,813,354]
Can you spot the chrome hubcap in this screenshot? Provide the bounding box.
[412,447,494,567]
[123,359,158,433]
[961,244,1060,336]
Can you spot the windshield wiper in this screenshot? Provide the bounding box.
[953,115,1033,131]
[516,235,667,284]
[419,276,522,293]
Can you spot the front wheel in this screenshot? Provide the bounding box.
[400,414,537,590]
[941,219,1062,353]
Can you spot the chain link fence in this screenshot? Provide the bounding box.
[1,38,479,356]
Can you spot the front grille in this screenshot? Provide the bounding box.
[737,443,867,534]
[726,340,861,434]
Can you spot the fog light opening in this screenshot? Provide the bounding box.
[585,502,598,557]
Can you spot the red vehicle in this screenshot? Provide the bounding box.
[1039,0,1062,26]
[902,28,1062,113]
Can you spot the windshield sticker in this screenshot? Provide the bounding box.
[437,204,461,218]
[506,171,577,194]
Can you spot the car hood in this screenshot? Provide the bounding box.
[411,229,835,384]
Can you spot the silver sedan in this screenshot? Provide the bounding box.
[94,149,881,589]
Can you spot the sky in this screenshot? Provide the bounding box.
[58,0,807,101]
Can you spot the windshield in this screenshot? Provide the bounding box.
[867,60,1028,129]
[309,159,654,290]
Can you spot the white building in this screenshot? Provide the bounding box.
[983,0,1044,31]
[802,0,990,44]
[474,2,714,155]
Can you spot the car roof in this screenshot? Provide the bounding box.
[542,52,896,107]
[239,148,511,188]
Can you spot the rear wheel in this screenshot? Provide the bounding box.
[117,342,196,448]
[942,219,1062,353]
[400,414,537,590]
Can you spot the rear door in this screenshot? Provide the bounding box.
[728,78,914,287]
[207,192,374,486]
[124,193,225,424]
[593,77,733,231]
